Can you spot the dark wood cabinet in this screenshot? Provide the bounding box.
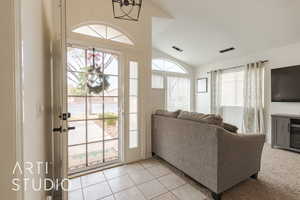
[272,114,300,153]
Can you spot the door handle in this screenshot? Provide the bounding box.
[67,126,76,131]
[53,126,63,133]
[53,126,76,133]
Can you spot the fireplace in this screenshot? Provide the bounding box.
[290,121,300,149]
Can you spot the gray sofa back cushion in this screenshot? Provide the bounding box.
[178,111,223,126]
[155,109,181,118]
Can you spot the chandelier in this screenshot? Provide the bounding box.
[112,0,142,21]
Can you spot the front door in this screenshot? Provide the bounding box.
[67,46,121,174]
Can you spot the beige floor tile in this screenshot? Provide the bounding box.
[83,181,112,200]
[158,174,186,190]
[124,162,145,173]
[69,177,82,191]
[81,171,106,187]
[108,175,135,193]
[152,192,179,200]
[138,179,168,199]
[101,195,115,200]
[114,187,146,200]
[139,159,162,169]
[104,166,128,180]
[172,184,207,200]
[147,165,172,178]
[128,169,155,185]
[68,189,84,200]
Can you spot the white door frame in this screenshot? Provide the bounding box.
[51,0,69,199]
[65,41,145,163]
[12,0,24,199]
[51,2,148,195]
[67,35,146,164]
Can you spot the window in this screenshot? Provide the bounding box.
[151,58,191,111]
[152,73,164,89]
[73,24,134,46]
[129,61,139,148]
[221,70,244,107]
[167,76,190,111]
[152,59,187,74]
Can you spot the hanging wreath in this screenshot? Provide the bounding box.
[86,49,111,95]
[87,70,110,95]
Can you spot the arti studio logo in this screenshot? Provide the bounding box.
[11,162,70,192]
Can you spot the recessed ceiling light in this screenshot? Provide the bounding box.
[219,47,235,53]
[172,46,183,52]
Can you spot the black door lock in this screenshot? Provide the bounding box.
[59,113,71,120]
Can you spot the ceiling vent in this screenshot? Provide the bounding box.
[219,47,235,53]
[172,46,183,52]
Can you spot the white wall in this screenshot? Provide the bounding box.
[195,42,300,143]
[0,0,19,199]
[22,0,52,199]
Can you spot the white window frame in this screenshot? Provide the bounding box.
[128,61,139,149]
[72,23,135,46]
[151,59,192,111]
[220,68,245,107]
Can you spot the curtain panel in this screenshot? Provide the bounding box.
[242,61,265,134]
[210,70,223,115]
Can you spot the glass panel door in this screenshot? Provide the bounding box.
[67,46,120,174]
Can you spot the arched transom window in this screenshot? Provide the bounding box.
[73,24,134,46]
[152,59,187,74]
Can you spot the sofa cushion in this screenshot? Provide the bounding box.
[177,111,205,121]
[200,114,224,126]
[223,122,238,133]
[155,109,181,118]
[177,111,223,126]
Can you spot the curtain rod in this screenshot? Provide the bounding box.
[207,60,269,74]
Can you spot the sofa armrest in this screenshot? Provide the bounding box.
[229,134,266,154]
[217,129,265,193]
[218,130,265,161]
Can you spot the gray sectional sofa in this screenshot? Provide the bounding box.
[152,111,265,200]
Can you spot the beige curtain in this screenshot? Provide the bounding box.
[210,70,223,115]
[242,61,265,134]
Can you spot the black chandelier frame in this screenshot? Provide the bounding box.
[112,0,142,21]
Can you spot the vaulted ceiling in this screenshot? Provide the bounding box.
[151,0,300,67]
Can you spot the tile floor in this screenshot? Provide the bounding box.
[69,145,300,200]
[68,158,210,200]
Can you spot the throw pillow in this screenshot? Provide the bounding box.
[223,122,238,133]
